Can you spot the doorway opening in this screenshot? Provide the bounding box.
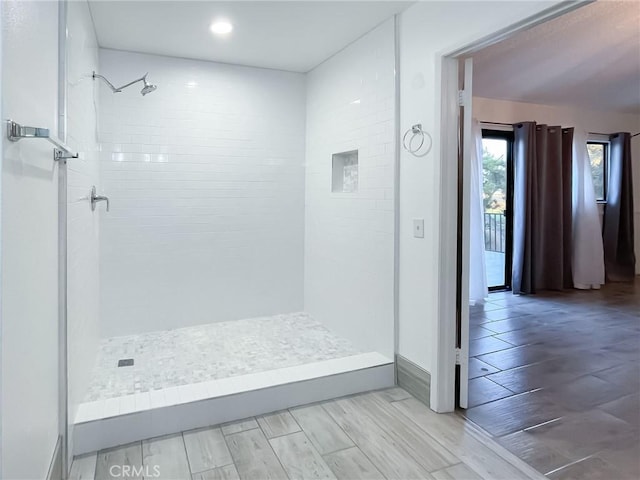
[443,2,640,479]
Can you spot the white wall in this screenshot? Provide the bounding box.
[304,19,395,360]
[97,50,307,337]
[66,0,100,459]
[0,2,3,472]
[1,1,60,478]
[474,96,640,274]
[397,1,562,375]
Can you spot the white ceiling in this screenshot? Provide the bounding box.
[472,1,640,114]
[88,1,412,73]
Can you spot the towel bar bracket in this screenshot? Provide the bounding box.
[54,149,78,161]
[6,119,79,161]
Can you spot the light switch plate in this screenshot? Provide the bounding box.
[413,219,424,238]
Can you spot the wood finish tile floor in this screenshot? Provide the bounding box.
[465,281,640,480]
[70,388,547,480]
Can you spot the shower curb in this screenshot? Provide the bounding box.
[73,359,394,454]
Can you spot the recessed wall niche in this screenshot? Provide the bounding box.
[331,150,359,193]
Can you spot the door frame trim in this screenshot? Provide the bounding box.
[57,0,70,475]
[431,0,592,413]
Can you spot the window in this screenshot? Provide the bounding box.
[587,142,608,202]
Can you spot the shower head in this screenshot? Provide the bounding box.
[93,71,158,96]
[141,76,157,96]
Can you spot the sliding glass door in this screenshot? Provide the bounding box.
[481,129,514,290]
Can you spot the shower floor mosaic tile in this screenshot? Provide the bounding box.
[84,312,360,401]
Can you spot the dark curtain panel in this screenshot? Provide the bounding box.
[512,122,573,294]
[603,133,636,281]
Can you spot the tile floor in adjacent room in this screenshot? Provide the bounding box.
[70,387,546,480]
[85,312,360,402]
[465,281,640,480]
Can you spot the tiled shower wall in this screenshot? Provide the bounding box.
[304,19,396,359]
[66,0,101,457]
[97,50,306,337]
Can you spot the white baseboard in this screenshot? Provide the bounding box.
[46,435,63,480]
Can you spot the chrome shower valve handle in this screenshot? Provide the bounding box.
[91,186,110,212]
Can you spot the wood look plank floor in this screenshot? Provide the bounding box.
[94,442,143,480]
[322,447,384,480]
[183,427,233,473]
[191,464,240,480]
[257,411,302,439]
[269,431,337,480]
[69,453,97,480]
[289,405,354,455]
[73,387,546,480]
[431,463,482,480]
[466,281,640,480]
[143,434,192,480]
[225,428,288,480]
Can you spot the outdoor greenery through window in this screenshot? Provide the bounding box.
[587,142,608,201]
[482,140,507,214]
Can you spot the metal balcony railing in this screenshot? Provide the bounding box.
[484,212,506,253]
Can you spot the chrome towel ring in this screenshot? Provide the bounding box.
[402,123,432,157]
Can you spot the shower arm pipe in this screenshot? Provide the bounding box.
[92,71,148,93]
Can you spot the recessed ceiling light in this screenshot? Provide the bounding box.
[210,20,233,35]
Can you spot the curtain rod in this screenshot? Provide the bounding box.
[481,121,640,137]
[590,131,640,138]
[481,121,512,126]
